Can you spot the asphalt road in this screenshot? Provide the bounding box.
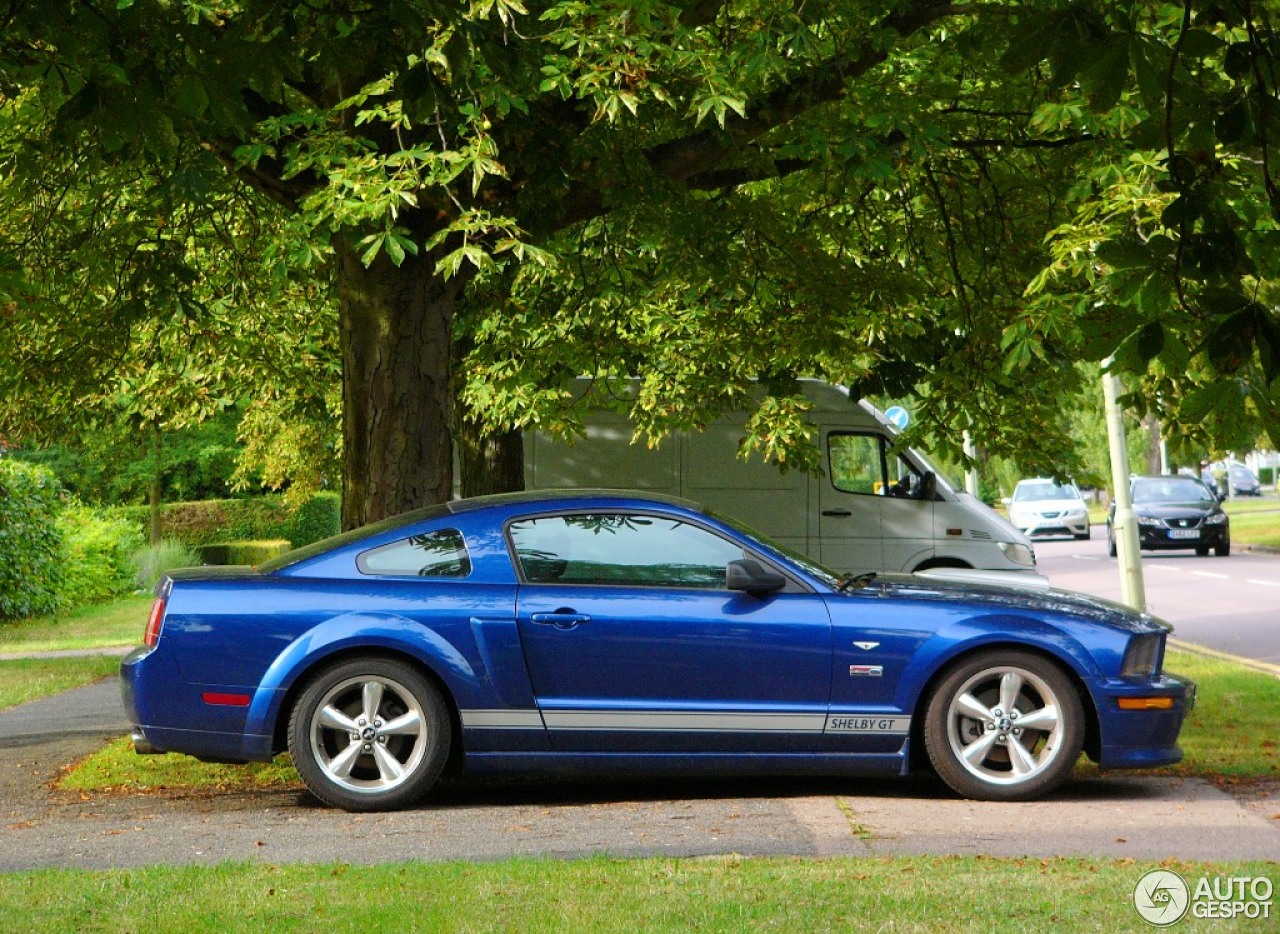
[1034,530,1280,665]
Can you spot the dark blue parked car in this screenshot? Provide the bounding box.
[122,491,1193,812]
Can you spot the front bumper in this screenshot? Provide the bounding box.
[1137,524,1228,550]
[1094,674,1195,770]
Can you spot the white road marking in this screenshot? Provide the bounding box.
[1192,571,1229,580]
[1247,579,1280,588]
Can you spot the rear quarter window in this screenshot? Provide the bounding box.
[357,528,472,578]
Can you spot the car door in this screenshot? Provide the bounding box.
[509,511,833,753]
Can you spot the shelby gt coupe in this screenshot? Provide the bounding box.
[121,491,1193,812]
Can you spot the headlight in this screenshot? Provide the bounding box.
[1121,634,1163,678]
[998,541,1035,567]
[1137,515,1162,527]
[1067,507,1087,518]
[1205,513,1228,525]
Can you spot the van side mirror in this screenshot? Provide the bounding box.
[726,558,786,595]
[918,471,937,501]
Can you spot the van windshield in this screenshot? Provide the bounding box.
[907,449,957,494]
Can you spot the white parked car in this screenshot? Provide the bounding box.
[1007,479,1091,540]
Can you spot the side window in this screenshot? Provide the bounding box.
[508,514,746,589]
[829,433,886,495]
[357,528,471,578]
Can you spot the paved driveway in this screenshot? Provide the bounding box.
[2,679,1278,871]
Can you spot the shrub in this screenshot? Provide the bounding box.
[57,505,144,608]
[0,460,64,621]
[110,492,339,547]
[284,491,341,546]
[131,539,203,591]
[1260,467,1275,487]
[196,540,292,566]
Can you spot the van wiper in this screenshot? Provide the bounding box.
[838,571,878,592]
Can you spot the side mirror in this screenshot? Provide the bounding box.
[918,471,937,501]
[726,558,786,596]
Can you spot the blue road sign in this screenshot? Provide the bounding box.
[885,406,910,430]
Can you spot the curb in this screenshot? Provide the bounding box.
[1169,638,1280,679]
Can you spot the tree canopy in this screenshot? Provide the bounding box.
[2,1,1279,525]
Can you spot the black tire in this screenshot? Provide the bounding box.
[288,657,451,812]
[1215,541,1230,557]
[1106,529,1117,557]
[923,650,1084,801]
[1195,545,1210,557]
[1074,527,1091,541]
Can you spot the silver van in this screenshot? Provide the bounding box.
[524,379,1036,575]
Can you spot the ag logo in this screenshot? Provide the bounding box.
[1134,869,1190,926]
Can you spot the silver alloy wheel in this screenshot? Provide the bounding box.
[944,664,1065,787]
[308,674,428,796]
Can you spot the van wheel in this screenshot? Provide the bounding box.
[913,558,972,572]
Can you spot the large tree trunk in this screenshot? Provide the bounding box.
[337,241,459,530]
[459,418,524,497]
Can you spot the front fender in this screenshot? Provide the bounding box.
[243,612,479,740]
[897,612,1106,713]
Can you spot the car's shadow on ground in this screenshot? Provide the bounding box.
[280,768,1181,812]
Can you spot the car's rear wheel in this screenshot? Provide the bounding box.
[923,651,1084,801]
[288,657,450,812]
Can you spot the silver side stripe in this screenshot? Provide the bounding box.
[461,709,911,735]
[544,711,827,733]
[461,709,546,730]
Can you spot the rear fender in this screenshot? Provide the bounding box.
[243,612,479,739]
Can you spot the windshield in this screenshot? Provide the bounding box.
[708,509,842,590]
[904,447,958,494]
[1131,478,1215,505]
[1014,482,1079,502]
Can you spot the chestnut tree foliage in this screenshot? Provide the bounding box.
[3,1,1280,525]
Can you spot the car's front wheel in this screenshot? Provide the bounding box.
[923,651,1084,801]
[288,657,451,812]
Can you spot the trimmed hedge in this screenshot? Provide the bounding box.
[196,540,292,566]
[113,491,340,548]
[0,459,64,621]
[1260,467,1275,487]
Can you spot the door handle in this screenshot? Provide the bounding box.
[822,509,852,517]
[530,610,592,630]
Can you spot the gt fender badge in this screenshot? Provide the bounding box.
[853,641,879,651]
[849,665,884,677]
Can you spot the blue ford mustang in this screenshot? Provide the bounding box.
[121,490,1194,812]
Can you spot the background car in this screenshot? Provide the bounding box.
[1006,479,1091,540]
[122,490,1192,812]
[1228,464,1261,497]
[1107,475,1230,557]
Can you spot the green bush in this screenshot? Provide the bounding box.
[284,491,341,546]
[196,540,292,566]
[131,539,203,591]
[57,505,145,608]
[0,460,64,621]
[110,492,339,547]
[1259,467,1275,487]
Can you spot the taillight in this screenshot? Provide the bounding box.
[144,595,167,647]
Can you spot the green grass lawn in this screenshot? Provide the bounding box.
[0,655,121,711]
[0,855,1274,933]
[0,593,150,653]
